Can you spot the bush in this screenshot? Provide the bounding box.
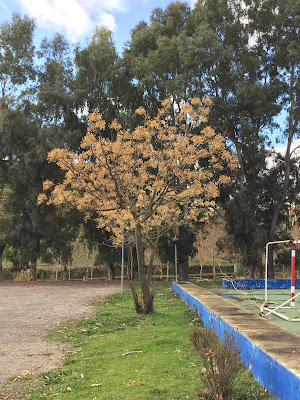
[1,267,14,280]
[191,325,243,399]
[14,270,30,281]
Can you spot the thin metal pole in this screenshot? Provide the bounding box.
[175,243,178,283]
[121,230,124,293]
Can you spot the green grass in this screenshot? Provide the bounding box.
[25,283,275,400]
[191,278,223,289]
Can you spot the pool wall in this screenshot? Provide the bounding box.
[222,278,300,289]
[172,282,300,400]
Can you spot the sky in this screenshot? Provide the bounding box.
[0,0,196,54]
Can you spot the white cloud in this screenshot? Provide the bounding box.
[18,0,120,41]
[275,139,300,158]
[267,139,300,169]
[17,0,200,42]
[98,12,116,32]
[77,0,126,13]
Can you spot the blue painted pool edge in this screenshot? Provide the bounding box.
[172,282,300,400]
[222,278,300,289]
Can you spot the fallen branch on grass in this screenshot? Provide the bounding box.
[120,350,145,357]
[13,370,34,381]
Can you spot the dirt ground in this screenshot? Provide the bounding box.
[0,280,120,389]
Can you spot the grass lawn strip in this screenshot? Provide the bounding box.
[24,282,275,400]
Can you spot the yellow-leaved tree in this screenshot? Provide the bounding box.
[38,98,236,313]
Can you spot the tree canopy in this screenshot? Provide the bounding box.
[39,98,235,312]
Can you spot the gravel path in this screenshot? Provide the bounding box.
[0,280,120,386]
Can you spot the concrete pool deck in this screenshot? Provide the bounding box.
[173,282,300,399]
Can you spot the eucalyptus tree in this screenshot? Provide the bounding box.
[35,33,84,148]
[74,27,127,124]
[0,13,35,105]
[0,13,36,179]
[0,24,82,280]
[213,0,300,277]
[0,14,36,276]
[255,0,300,276]
[15,33,84,280]
[124,0,299,278]
[123,2,197,113]
[190,0,283,277]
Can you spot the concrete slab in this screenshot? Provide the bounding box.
[173,282,300,400]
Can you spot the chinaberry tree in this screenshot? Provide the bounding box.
[39,98,235,313]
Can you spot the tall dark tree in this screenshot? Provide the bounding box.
[190,0,284,278]
[123,2,196,113]
[124,0,299,278]
[74,28,121,121]
[0,13,35,104]
[0,13,36,178]
[3,107,80,280]
[0,27,82,280]
[0,14,37,277]
[256,0,300,277]
[215,0,300,277]
[35,33,84,148]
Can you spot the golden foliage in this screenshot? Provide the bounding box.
[135,106,146,115]
[40,98,236,243]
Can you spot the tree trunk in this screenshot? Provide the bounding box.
[0,248,3,281]
[107,263,115,280]
[248,256,263,279]
[29,256,37,281]
[199,241,204,279]
[267,247,274,279]
[85,248,90,280]
[178,208,189,281]
[29,235,40,281]
[62,264,68,281]
[132,223,154,314]
[178,260,189,281]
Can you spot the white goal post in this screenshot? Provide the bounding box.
[264,240,300,321]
